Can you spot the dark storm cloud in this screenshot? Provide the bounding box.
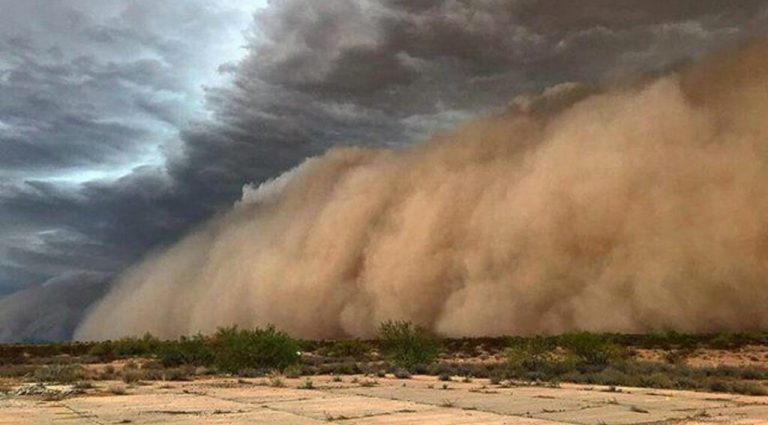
[236,0,767,133]
[508,0,767,30]
[174,0,767,194]
[1,0,766,341]
[0,272,107,342]
[0,31,160,175]
[0,0,251,179]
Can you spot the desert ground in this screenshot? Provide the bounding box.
[3,374,768,424]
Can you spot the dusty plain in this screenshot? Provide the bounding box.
[2,374,768,424]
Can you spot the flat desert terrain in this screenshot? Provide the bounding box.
[3,374,768,425]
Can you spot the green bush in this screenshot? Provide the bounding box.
[708,379,731,393]
[283,364,303,378]
[33,364,86,384]
[640,372,674,389]
[393,368,412,379]
[88,341,113,358]
[325,339,371,359]
[730,381,768,396]
[212,326,300,373]
[122,369,145,384]
[163,366,195,381]
[379,320,439,368]
[561,332,624,366]
[710,333,737,349]
[0,364,36,378]
[88,333,161,358]
[506,336,556,372]
[114,334,160,356]
[158,335,214,367]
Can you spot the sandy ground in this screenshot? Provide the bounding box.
[2,375,768,424]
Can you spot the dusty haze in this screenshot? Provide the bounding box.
[76,41,768,341]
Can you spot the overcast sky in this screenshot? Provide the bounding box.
[1,0,766,341]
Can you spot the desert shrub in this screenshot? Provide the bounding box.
[0,364,36,378]
[114,333,161,356]
[561,332,624,367]
[163,366,194,381]
[73,381,93,390]
[640,372,675,389]
[665,348,693,365]
[409,363,433,375]
[268,372,285,387]
[317,361,361,375]
[41,390,65,401]
[212,326,300,373]
[158,335,214,367]
[107,383,127,395]
[142,360,163,369]
[625,330,700,349]
[143,369,164,380]
[87,341,113,358]
[236,368,262,378]
[504,337,579,381]
[489,373,502,385]
[122,369,146,384]
[696,365,768,381]
[283,364,303,378]
[584,331,768,350]
[506,337,556,372]
[297,339,321,353]
[93,364,115,381]
[708,379,731,393]
[88,333,161,359]
[429,362,464,377]
[100,364,116,379]
[710,333,737,350]
[393,368,412,379]
[736,367,768,380]
[325,339,371,359]
[591,367,632,387]
[674,376,701,390]
[456,363,492,379]
[730,381,768,396]
[378,320,439,368]
[33,364,85,384]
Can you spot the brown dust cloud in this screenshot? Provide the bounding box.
[76,41,768,341]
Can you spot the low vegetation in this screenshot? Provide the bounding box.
[88,333,161,359]
[157,334,214,367]
[212,326,301,373]
[1,324,767,396]
[32,364,85,384]
[321,339,371,360]
[378,320,439,369]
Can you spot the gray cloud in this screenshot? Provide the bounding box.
[0,272,107,342]
[0,0,252,179]
[1,0,766,341]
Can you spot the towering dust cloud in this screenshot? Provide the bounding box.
[76,41,768,341]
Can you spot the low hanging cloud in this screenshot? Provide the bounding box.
[77,40,768,340]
